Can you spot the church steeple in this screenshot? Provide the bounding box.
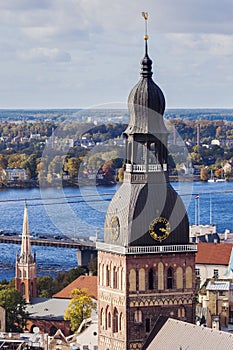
[20,201,32,261]
[15,201,37,303]
[98,15,196,350]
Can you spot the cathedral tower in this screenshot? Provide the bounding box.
[97,15,197,350]
[15,202,37,303]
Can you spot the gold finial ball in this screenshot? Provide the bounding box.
[144,35,149,40]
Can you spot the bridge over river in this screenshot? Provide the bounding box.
[0,234,97,267]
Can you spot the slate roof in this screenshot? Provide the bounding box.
[196,243,233,265]
[53,275,98,300]
[27,298,70,320]
[145,318,233,350]
[206,281,230,291]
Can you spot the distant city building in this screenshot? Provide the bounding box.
[211,139,220,146]
[4,168,27,182]
[195,243,233,285]
[198,278,233,330]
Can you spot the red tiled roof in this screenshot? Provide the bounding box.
[196,243,233,265]
[53,275,98,300]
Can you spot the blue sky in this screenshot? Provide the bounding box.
[0,0,232,109]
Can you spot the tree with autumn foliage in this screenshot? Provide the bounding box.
[64,288,96,331]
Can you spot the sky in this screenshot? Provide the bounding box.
[0,0,232,109]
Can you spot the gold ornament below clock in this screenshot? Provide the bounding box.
[110,216,120,240]
[149,217,170,241]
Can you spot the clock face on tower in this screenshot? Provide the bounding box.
[149,217,170,241]
[110,216,120,240]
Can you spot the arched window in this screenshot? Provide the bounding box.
[113,307,118,333]
[139,268,145,291]
[145,318,151,333]
[176,267,183,289]
[148,268,154,290]
[178,306,186,318]
[105,306,110,329]
[100,308,104,327]
[113,267,118,289]
[21,282,25,297]
[158,262,164,290]
[167,267,173,289]
[185,266,193,289]
[134,310,142,323]
[129,269,136,291]
[106,265,110,287]
[108,311,111,328]
[119,313,123,331]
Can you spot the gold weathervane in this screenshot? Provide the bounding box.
[142,12,149,40]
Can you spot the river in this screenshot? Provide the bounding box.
[0,181,232,281]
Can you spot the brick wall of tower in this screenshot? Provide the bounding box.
[98,249,196,350]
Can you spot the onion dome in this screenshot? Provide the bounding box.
[125,40,167,135]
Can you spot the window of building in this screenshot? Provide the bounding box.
[100,308,104,327]
[145,318,151,333]
[129,269,136,291]
[134,310,142,323]
[178,307,186,318]
[113,267,118,289]
[195,268,200,277]
[158,262,164,290]
[213,269,219,279]
[148,268,154,290]
[113,307,118,333]
[108,311,111,328]
[106,266,110,287]
[167,267,173,289]
[185,266,193,289]
[139,268,145,291]
[21,282,25,297]
[176,267,183,289]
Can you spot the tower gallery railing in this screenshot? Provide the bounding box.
[96,242,197,254]
[125,163,167,173]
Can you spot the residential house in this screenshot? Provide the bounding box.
[195,243,233,285]
[4,168,27,182]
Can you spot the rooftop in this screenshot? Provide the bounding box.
[27,297,70,320]
[53,275,98,300]
[196,243,233,265]
[145,318,233,350]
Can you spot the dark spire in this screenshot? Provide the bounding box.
[141,41,153,78]
[125,13,166,135]
[141,11,153,78]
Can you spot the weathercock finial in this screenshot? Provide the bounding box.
[142,12,149,41]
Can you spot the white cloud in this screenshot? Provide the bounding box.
[18,47,71,63]
[0,0,232,108]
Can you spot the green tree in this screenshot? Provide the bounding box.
[37,276,54,298]
[64,289,96,331]
[66,157,80,179]
[200,167,209,182]
[0,288,28,332]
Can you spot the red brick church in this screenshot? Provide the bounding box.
[97,15,197,350]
